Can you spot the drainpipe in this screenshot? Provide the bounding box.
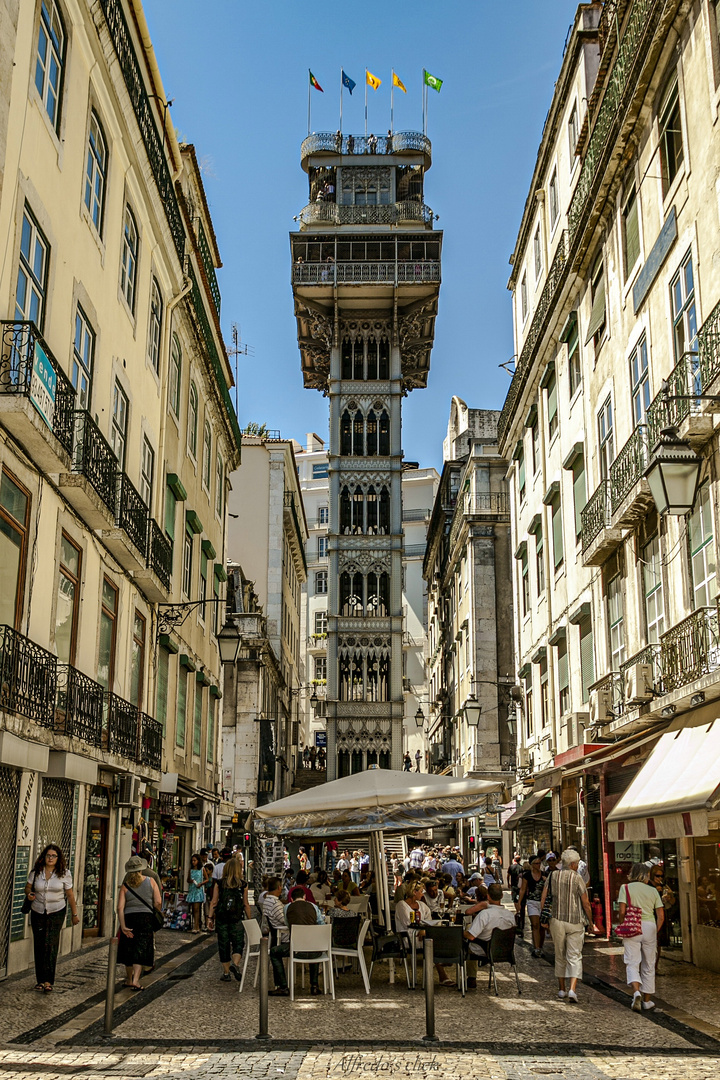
[128,0,183,180]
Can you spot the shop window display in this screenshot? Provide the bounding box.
[695,830,720,927]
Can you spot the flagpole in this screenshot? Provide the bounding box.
[422,69,426,137]
[391,71,394,135]
[308,70,311,136]
[340,67,343,132]
[365,69,368,137]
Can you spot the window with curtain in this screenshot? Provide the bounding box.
[689,483,717,608]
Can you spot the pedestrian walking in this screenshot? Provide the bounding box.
[25,844,79,992]
[516,856,546,957]
[350,851,361,885]
[403,752,412,771]
[618,862,664,1011]
[117,856,163,990]
[541,849,596,1003]
[414,749,421,772]
[207,856,252,981]
[309,745,317,770]
[186,853,205,933]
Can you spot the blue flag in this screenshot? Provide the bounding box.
[342,70,356,95]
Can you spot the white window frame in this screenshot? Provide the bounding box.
[120,205,138,313]
[533,225,542,283]
[140,436,154,508]
[643,534,665,641]
[630,335,650,426]
[35,0,65,130]
[187,382,198,460]
[315,570,328,595]
[689,483,718,609]
[111,380,128,469]
[15,207,48,329]
[84,111,107,234]
[147,278,162,375]
[549,168,559,229]
[72,305,94,411]
[607,574,626,671]
[215,453,224,519]
[598,396,614,481]
[202,418,212,491]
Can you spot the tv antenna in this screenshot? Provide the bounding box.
[228,323,255,414]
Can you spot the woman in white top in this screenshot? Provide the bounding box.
[25,844,79,992]
[310,870,333,906]
[395,883,453,986]
[618,862,664,1012]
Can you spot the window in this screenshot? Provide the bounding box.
[535,529,545,595]
[15,208,48,328]
[579,616,594,703]
[110,380,128,468]
[314,656,327,682]
[671,251,698,362]
[551,495,564,569]
[630,336,650,426]
[586,252,606,349]
[199,550,208,623]
[156,647,169,737]
[165,483,176,541]
[318,535,328,558]
[120,205,138,312]
[549,169,559,228]
[130,610,146,709]
[193,683,202,755]
[97,577,118,691]
[622,184,640,278]
[169,335,181,417]
[176,668,187,748]
[530,418,539,475]
[689,483,717,608]
[557,637,569,716]
[318,505,329,524]
[521,548,530,617]
[643,535,665,641]
[147,278,162,374]
[183,529,193,597]
[571,454,586,539]
[524,674,533,738]
[567,318,581,398]
[520,273,528,323]
[533,226,542,281]
[598,397,614,481]
[84,111,107,233]
[314,610,328,635]
[202,420,212,490]
[517,447,526,503]
[215,454,224,518]
[0,471,30,630]
[313,463,329,479]
[540,657,549,728]
[546,370,558,440]
[207,698,216,763]
[315,570,328,595]
[659,78,683,196]
[72,306,94,411]
[140,437,154,507]
[55,532,81,665]
[187,382,198,458]
[607,574,626,670]
[568,102,579,158]
[35,0,65,129]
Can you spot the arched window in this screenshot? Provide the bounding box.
[147,278,163,374]
[366,410,377,456]
[338,749,350,777]
[202,419,212,489]
[187,382,198,458]
[36,0,66,129]
[341,411,352,455]
[120,205,139,312]
[340,571,364,616]
[367,572,389,616]
[379,410,390,455]
[378,338,390,379]
[352,486,364,534]
[341,340,353,380]
[353,410,364,455]
[84,111,107,233]
[340,486,352,533]
[366,486,378,534]
[366,338,378,380]
[379,487,390,534]
[169,335,181,417]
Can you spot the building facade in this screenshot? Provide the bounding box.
[423,400,514,857]
[0,0,240,977]
[290,131,441,781]
[501,0,720,972]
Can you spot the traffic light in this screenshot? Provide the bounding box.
[469,835,476,849]
[244,833,251,846]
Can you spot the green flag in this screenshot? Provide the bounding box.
[424,70,443,92]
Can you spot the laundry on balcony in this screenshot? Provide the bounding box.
[606,720,720,841]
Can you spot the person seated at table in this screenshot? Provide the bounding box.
[463,883,516,989]
[310,870,333,907]
[331,868,342,891]
[269,887,323,997]
[330,890,357,919]
[455,871,468,894]
[440,873,456,901]
[463,883,489,917]
[395,883,454,987]
[294,871,316,903]
[340,870,360,896]
[362,870,377,894]
[421,878,444,916]
[394,871,417,903]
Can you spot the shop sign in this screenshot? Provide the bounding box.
[315,731,327,747]
[30,340,56,429]
[187,799,202,821]
[614,841,636,863]
[88,785,110,816]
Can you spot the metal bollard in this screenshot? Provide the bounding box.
[256,936,270,1041]
[422,938,438,1043]
[103,935,119,1037]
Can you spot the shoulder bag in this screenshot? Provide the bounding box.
[126,882,165,932]
[540,872,554,928]
[615,883,643,938]
[21,873,37,915]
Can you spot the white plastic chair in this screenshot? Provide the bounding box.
[348,894,370,915]
[238,918,262,992]
[289,924,335,1001]
[332,917,371,994]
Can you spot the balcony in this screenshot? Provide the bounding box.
[292,260,441,287]
[581,480,622,565]
[660,606,720,695]
[402,507,431,522]
[646,352,712,450]
[139,713,163,771]
[0,625,56,727]
[300,131,431,167]
[102,473,149,573]
[697,297,720,396]
[283,491,307,572]
[404,544,427,559]
[299,201,434,228]
[0,320,76,472]
[104,692,140,761]
[55,664,103,746]
[59,411,117,528]
[135,519,173,601]
[609,424,654,525]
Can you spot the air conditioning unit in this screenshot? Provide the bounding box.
[563,711,588,749]
[624,662,654,704]
[589,687,613,727]
[116,774,142,807]
[517,746,531,768]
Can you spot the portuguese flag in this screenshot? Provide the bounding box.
[309,70,324,92]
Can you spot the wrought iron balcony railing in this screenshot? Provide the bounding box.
[646,352,701,448]
[140,713,163,770]
[198,220,221,315]
[402,507,431,522]
[55,664,103,745]
[115,472,149,555]
[147,519,172,591]
[188,266,243,452]
[697,297,720,390]
[619,642,664,697]
[104,691,140,761]
[0,320,76,455]
[660,606,720,693]
[72,410,118,515]
[581,479,612,551]
[464,492,511,515]
[293,261,441,285]
[0,624,56,726]
[283,491,307,571]
[610,424,649,514]
[299,201,434,228]
[301,131,431,160]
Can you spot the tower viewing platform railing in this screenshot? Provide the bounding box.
[301,131,431,166]
[299,201,434,228]
[292,260,441,285]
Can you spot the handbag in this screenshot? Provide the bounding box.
[21,873,37,915]
[126,882,165,932]
[615,884,643,938]
[540,874,553,928]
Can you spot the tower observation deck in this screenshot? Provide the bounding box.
[291,130,442,780]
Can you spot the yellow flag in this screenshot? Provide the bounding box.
[366,69,382,91]
[392,72,407,93]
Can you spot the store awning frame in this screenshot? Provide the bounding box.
[501,788,551,830]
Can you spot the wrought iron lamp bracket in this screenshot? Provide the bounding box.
[157,598,225,635]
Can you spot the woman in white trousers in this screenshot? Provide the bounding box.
[617,862,664,1011]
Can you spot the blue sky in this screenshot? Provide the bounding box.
[144,0,579,470]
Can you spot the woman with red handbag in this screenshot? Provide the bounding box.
[617,862,664,1012]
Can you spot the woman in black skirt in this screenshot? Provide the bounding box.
[117,857,162,989]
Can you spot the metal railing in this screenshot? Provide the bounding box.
[283,492,307,571]
[188,266,243,452]
[0,320,76,455]
[660,606,720,693]
[464,492,511,515]
[697,297,720,390]
[115,473,149,555]
[646,352,700,449]
[404,544,427,558]
[104,692,140,761]
[610,424,649,514]
[198,220,221,315]
[0,625,56,726]
[140,713,163,770]
[292,261,441,285]
[402,508,431,522]
[300,131,431,160]
[581,479,612,551]
[55,664,103,745]
[619,642,664,697]
[72,411,118,515]
[299,202,434,227]
[147,519,172,591]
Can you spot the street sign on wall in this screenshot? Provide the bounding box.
[30,340,56,429]
[315,731,327,747]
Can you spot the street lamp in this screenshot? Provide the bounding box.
[290,685,320,707]
[644,425,702,516]
[414,706,425,728]
[217,619,241,665]
[463,694,482,727]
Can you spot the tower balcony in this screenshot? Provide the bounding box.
[301,131,431,170]
[298,201,435,229]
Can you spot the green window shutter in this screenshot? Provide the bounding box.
[156,647,169,737]
[585,275,606,344]
[165,485,177,540]
[201,550,208,578]
[624,191,640,273]
[573,460,586,538]
[552,497,564,568]
[518,451,526,495]
[547,376,557,425]
[201,539,216,559]
[193,684,202,755]
[176,668,187,747]
[207,698,215,763]
[214,563,228,582]
[557,639,569,691]
[579,617,595,703]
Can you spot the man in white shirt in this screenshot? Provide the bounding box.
[463,883,516,987]
[409,846,424,870]
[336,852,349,874]
[211,848,231,881]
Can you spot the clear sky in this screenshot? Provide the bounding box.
[143,0,579,471]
